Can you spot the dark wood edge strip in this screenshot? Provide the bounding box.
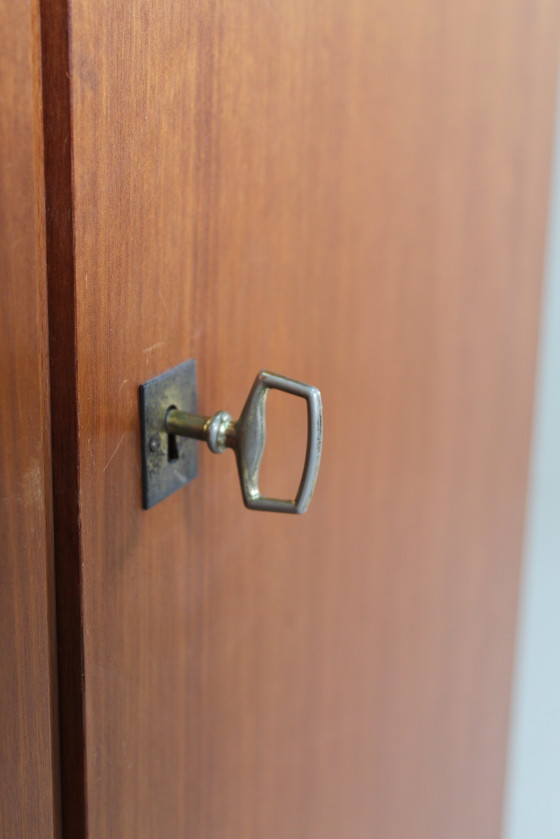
[39,1,87,836]
[30,0,63,835]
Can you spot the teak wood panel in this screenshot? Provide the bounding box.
[48,0,559,837]
[0,0,59,835]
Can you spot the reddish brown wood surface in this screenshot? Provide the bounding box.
[51,1,559,837]
[0,0,60,835]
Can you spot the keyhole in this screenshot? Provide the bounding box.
[166,405,179,462]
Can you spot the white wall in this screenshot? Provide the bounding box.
[503,79,560,839]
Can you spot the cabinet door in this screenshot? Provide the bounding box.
[0,0,59,835]
[43,1,559,838]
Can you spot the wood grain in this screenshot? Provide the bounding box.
[53,0,559,837]
[0,0,60,835]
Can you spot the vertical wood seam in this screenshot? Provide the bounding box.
[39,0,87,836]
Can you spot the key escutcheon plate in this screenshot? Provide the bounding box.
[138,359,198,509]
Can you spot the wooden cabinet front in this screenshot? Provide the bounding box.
[3,0,559,837]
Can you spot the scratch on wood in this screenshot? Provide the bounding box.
[143,341,165,354]
[117,378,129,397]
[103,433,125,472]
